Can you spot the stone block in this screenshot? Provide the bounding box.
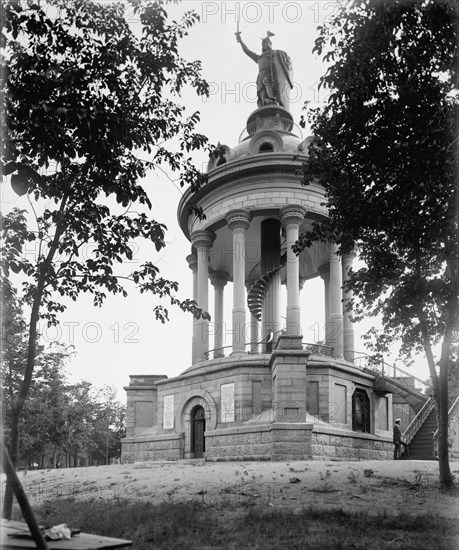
[245,432,263,445]
[255,444,271,455]
[261,432,273,444]
[271,430,309,443]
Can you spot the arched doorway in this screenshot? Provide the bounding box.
[191,406,206,458]
[352,389,371,433]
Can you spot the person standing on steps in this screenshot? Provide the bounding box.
[393,418,410,459]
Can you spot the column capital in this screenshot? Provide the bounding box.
[210,270,230,288]
[225,209,252,231]
[191,229,216,250]
[279,205,306,228]
[317,263,330,278]
[186,253,198,271]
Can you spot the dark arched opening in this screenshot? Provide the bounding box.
[352,389,371,433]
[191,405,206,458]
[259,142,274,152]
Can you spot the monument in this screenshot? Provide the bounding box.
[121,33,428,463]
[236,31,293,110]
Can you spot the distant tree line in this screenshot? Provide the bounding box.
[1,284,125,470]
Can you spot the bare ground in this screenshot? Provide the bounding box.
[6,459,459,518]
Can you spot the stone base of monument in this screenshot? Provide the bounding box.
[121,354,393,464]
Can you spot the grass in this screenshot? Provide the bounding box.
[15,498,458,550]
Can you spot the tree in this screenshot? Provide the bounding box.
[1,287,127,469]
[1,285,74,468]
[295,0,458,487]
[16,344,73,469]
[87,386,126,465]
[1,0,211,517]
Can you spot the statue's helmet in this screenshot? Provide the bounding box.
[261,37,272,50]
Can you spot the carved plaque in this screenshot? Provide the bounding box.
[221,383,235,423]
[163,394,174,429]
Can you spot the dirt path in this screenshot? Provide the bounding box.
[5,459,459,518]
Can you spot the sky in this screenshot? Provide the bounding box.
[2,0,433,400]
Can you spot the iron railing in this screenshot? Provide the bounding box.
[349,350,430,393]
[403,397,436,445]
[433,394,459,456]
[204,330,332,360]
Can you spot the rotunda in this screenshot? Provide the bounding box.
[121,35,395,462]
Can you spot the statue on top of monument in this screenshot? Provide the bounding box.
[236,30,293,110]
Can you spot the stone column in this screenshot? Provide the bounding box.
[280,205,306,337]
[262,271,282,344]
[191,230,215,361]
[329,244,344,359]
[226,209,252,355]
[250,313,260,353]
[342,251,357,362]
[186,251,198,363]
[261,219,282,345]
[210,271,229,357]
[318,264,331,346]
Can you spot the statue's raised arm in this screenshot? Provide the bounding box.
[236,32,259,64]
[236,31,293,110]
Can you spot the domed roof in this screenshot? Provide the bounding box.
[206,106,312,172]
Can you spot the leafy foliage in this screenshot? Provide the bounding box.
[296,0,458,358]
[1,0,211,323]
[295,0,458,486]
[0,0,212,514]
[1,288,125,468]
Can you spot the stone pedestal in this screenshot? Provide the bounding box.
[271,347,309,423]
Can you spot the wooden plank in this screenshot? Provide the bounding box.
[1,445,49,550]
[1,520,132,550]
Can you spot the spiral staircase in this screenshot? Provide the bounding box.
[247,247,287,321]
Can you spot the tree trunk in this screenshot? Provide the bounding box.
[2,421,19,518]
[2,195,69,519]
[419,314,453,488]
[438,348,454,488]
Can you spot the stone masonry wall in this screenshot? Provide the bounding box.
[204,423,313,461]
[205,425,272,461]
[312,429,392,460]
[122,426,392,463]
[122,434,184,463]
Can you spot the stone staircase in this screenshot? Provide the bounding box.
[353,351,439,460]
[408,407,437,460]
